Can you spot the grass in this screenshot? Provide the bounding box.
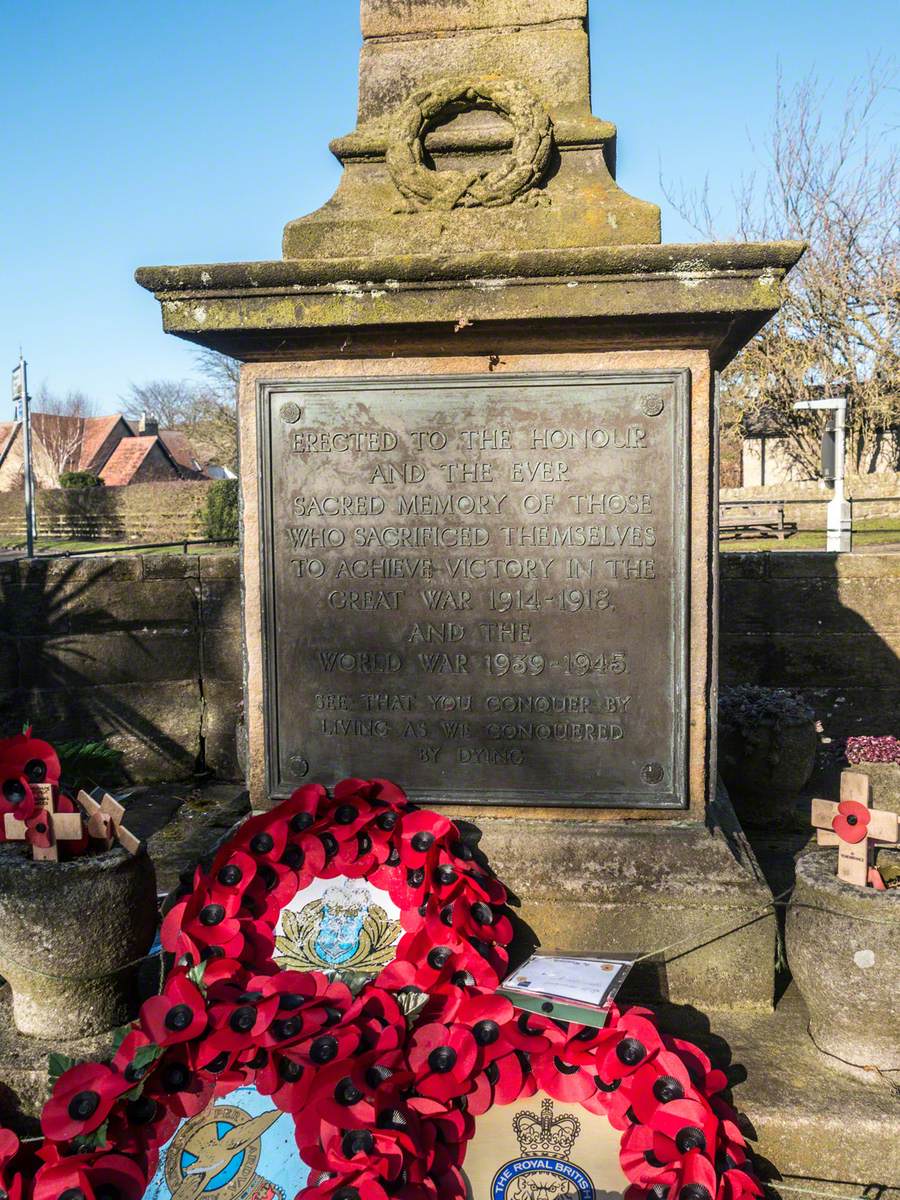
[719,515,900,552]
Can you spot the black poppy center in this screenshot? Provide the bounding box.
[2,779,26,805]
[679,1187,712,1200]
[428,946,452,970]
[127,1096,158,1126]
[250,832,274,855]
[407,867,425,887]
[162,1063,190,1092]
[59,1191,87,1200]
[165,1003,194,1032]
[411,831,435,852]
[335,804,358,825]
[67,1090,100,1121]
[217,865,242,887]
[310,1035,339,1064]
[428,1046,457,1073]
[229,1005,257,1033]
[333,1189,361,1200]
[206,1051,230,1073]
[281,844,304,870]
[471,902,493,926]
[290,811,314,832]
[676,1127,707,1154]
[199,903,225,927]
[336,1077,364,1106]
[342,1129,375,1157]
[553,1057,580,1076]
[24,758,47,783]
[846,814,858,826]
[273,1016,302,1040]
[435,865,457,886]
[474,1020,500,1046]
[278,1057,303,1081]
[377,811,398,831]
[653,1075,685,1104]
[616,1037,647,1066]
[366,1064,394,1088]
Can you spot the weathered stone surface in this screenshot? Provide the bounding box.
[361,0,587,38]
[201,677,243,780]
[0,845,157,1039]
[786,849,898,1071]
[461,800,776,1010]
[852,761,900,815]
[652,986,900,1186]
[0,985,120,1134]
[0,682,203,782]
[16,631,200,688]
[357,26,590,120]
[143,782,250,894]
[200,579,241,630]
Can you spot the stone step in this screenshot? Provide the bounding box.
[652,985,900,1189]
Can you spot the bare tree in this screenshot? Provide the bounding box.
[32,385,97,476]
[123,363,239,471]
[123,379,199,429]
[664,63,899,477]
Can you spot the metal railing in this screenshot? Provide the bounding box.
[3,537,237,560]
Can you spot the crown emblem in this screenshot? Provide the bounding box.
[512,1099,580,1160]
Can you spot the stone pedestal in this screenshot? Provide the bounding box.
[136,0,802,1015]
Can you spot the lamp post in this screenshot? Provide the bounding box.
[11,354,36,558]
[794,397,851,553]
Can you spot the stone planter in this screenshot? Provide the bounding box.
[719,719,817,826]
[786,849,899,1071]
[0,844,157,1039]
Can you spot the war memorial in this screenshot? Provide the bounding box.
[0,3,896,1199]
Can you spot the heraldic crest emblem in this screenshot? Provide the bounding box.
[275,880,401,972]
[492,1100,594,1200]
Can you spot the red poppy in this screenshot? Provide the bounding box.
[297,1170,391,1200]
[143,1045,212,1119]
[256,1050,312,1113]
[139,975,207,1046]
[34,1151,150,1200]
[718,1164,763,1200]
[0,729,60,829]
[408,1023,477,1102]
[532,1021,610,1103]
[832,800,871,844]
[41,1062,130,1142]
[629,1049,696,1124]
[597,1010,663,1084]
[648,1096,719,1159]
[619,1124,680,1188]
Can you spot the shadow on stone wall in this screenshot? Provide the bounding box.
[0,554,243,783]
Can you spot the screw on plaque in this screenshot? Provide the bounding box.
[641,395,665,417]
[641,762,664,785]
[279,401,303,424]
[289,755,310,778]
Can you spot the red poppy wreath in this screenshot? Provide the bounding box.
[3,779,764,1200]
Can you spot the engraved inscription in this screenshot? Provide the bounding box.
[260,373,688,808]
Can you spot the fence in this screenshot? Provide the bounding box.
[0,480,218,544]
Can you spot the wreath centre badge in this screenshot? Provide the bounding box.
[274,876,402,972]
[464,1094,627,1200]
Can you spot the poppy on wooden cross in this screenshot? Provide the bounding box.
[75,790,141,854]
[812,770,899,888]
[3,783,84,862]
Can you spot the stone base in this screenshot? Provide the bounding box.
[458,789,777,1011]
[653,985,900,1188]
[0,983,119,1135]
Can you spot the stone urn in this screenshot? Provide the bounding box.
[0,844,158,1039]
[786,849,898,1071]
[718,685,817,826]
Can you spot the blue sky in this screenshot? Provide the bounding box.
[1,1,896,413]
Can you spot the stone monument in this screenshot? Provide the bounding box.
[137,0,804,1012]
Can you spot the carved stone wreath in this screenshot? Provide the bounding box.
[385,76,554,212]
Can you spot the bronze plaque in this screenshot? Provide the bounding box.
[258,373,689,808]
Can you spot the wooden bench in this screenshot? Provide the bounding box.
[719,501,797,540]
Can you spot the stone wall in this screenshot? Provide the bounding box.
[0,550,895,783]
[721,552,900,738]
[0,480,217,543]
[721,473,900,530]
[0,553,241,782]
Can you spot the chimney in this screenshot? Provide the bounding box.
[139,411,159,436]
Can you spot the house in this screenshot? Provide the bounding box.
[0,411,212,491]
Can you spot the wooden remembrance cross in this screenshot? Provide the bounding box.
[812,770,900,888]
[3,783,84,862]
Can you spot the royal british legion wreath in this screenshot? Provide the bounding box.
[2,778,763,1200]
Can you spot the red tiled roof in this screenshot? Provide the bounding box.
[78,415,124,471]
[0,422,16,464]
[98,436,159,486]
[159,429,204,475]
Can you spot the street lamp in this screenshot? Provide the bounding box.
[793,397,851,553]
